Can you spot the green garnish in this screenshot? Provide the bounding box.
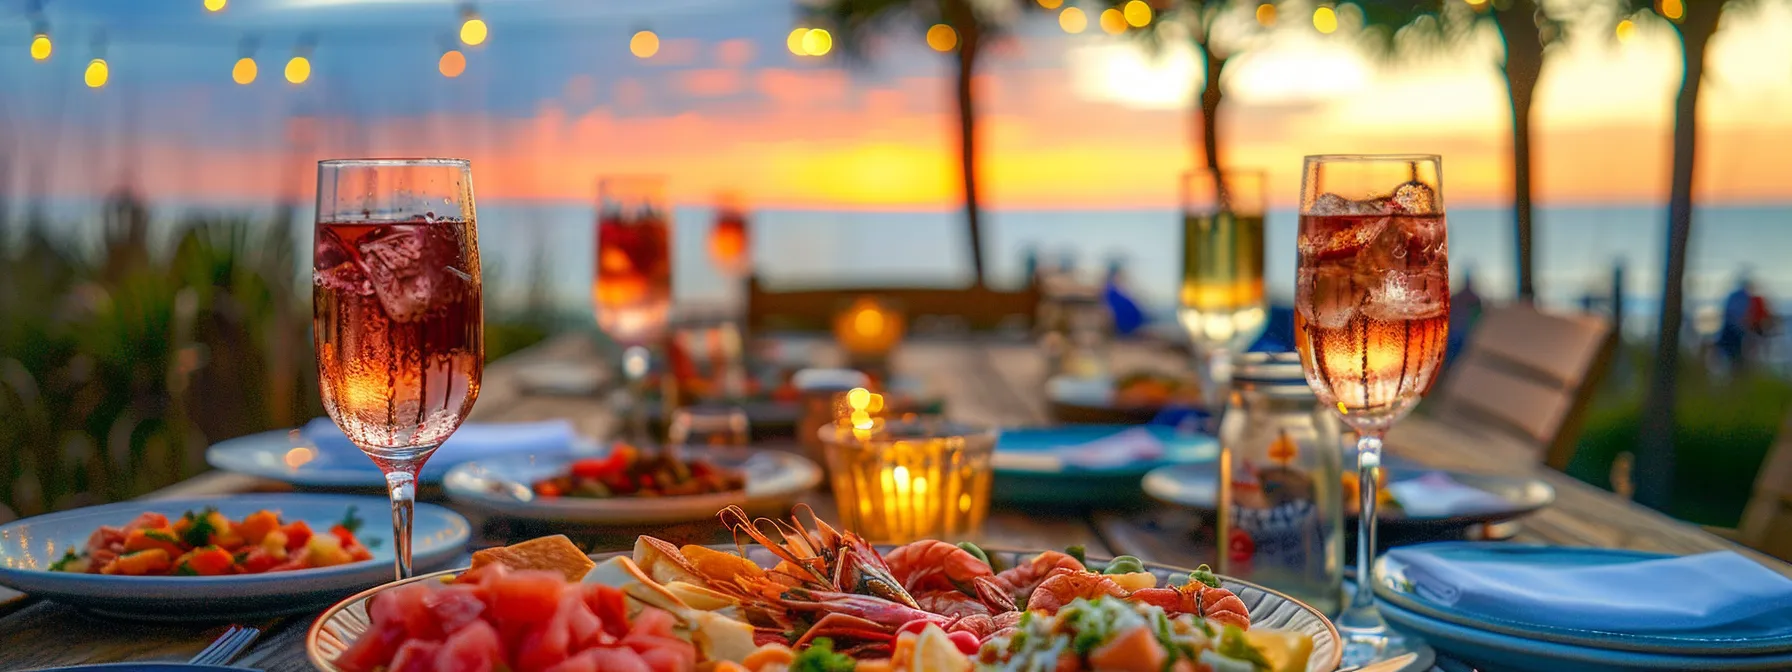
[175,561,198,576]
[1190,564,1221,589]
[49,549,84,572]
[1066,544,1086,565]
[180,507,221,547]
[144,529,179,544]
[339,505,364,534]
[1217,624,1272,670]
[1103,555,1145,575]
[957,541,990,567]
[790,637,856,672]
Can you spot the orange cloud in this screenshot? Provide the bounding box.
[677,69,744,98]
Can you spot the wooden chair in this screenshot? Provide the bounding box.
[743,275,1041,333]
[1722,416,1792,561]
[1424,304,1617,471]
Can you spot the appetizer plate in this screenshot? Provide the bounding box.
[308,547,1343,672]
[1374,547,1792,656]
[1144,465,1554,530]
[0,494,469,621]
[441,448,823,524]
[993,425,1218,506]
[1378,598,1792,672]
[205,428,600,489]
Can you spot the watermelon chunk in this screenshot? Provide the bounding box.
[435,620,502,672]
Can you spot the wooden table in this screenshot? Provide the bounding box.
[3,334,1783,671]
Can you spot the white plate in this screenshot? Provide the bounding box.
[205,429,601,488]
[0,494,469,621]
[442,448,823,524]
[309,548,1342,672]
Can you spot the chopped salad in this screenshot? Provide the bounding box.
[531,441,745,499]
[50,506,376,576]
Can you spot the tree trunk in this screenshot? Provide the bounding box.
[1635,2,1724,511]
[1495,0,1543,303]
[950,1,986,287]
[1196,45,1225,174]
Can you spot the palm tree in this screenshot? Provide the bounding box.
[809,0,1020,286]
[1632,0,1734,511]
[1340,0,1565,303]
[1098,0,1264,177]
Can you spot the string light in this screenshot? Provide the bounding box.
[205,0,227,12]
[801,28,831,56]
[1037,0,1062,7]
[285,56,310,84]
[1059,7,1087,33]
[1313,6,1338,33]
[1256,3,1276,26]
[1615,18,1636,42]
[459,4,487,46]
[232,57,256,84]
[1123,0,1152,27]
[787,27,808,55]
[30,33,51,61]
[439,49,466,77]
[630,30,659,58]
[1099,7,1127,34]
[28,4,50,62]
[85,59,107,88]
[926,24,957,52]
[1657,0,1684,21]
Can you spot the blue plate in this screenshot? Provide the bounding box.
[1374,546,1792,656]
[206,428,600,488]
[991,425,1217,505]
[1144,466,1553,531]
[1379,596,1792,671]
[444,447,822,524]
[0,494,469,621]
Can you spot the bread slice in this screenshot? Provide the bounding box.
[468,534,596,582]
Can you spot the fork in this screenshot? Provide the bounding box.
[188,624,261,667]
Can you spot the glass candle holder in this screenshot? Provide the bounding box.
[819,418,995,544]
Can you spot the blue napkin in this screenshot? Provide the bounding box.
[1388,543,1792,635]
[300,418,577,478]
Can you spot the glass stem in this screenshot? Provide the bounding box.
[623,345,654,446]
[1202,348,1233,420]
[1351,432,1384,613]
[384,465,420,581]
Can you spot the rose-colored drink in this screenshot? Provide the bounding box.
[594,214,671,346]
[315,218,483,458]
[1294,211,1449,433]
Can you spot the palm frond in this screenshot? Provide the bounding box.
[805,0,928,63]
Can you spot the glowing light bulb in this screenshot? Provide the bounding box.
[232,57,256,84]
[1100,7,1127,34]
[1658,0,1683,20]
[1059,7,1087,33]
[787,27,808,55]
[460,17,488,46]
[205,0,227,11]
[1615,18,1636,42]
[1313,6,1338,33]
[926,24,957,52]
[802,28,832,56]
[84,59,108,88]
[439,49,466,77]
[30,34,51,61]
[285,56,310,84]
[1037,0,1062,8]
[630,30,659,58]
[1123,0,1152,27]
[1255,3,1276,26]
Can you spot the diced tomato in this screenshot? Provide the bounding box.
[435,619,502,672]
[582,584,631,640]
[280,520,313,551]
[425,584,488,635]
[389,639,442,672]
[627,609,679,641]
[371,582,444,641]
[123,512,170,535]
[513,616,572,672]
[86,526,127,553]
[183,546,235,575]
[558,590,602,650]
[240,547,281,574]
[334,622,405,672]
[489,571,565,624]
[348,544,374,562]
[236,510,281,545]
[123,527,184,557]
[541,651,598,672]
[330,524,358,548]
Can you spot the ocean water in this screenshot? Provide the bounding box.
[14,199,1792,336]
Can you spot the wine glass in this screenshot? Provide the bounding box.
[1179,169,1267,417]
[1295,154,1447,664]
[594,176,673,443]
[313,158,483,580]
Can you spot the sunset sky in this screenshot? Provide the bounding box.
[4,0,1792,209]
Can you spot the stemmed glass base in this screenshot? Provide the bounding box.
[1338,432,1429,667]
[369,446,436,581]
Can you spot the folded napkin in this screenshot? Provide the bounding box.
[996,427,1168,472]
[300,418,577,478]
[1388,543,1792,635]
[1387,472,1511,517]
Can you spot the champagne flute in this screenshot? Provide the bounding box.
[1179,170,1267,417]
[1295,154,1448,664]
[594,176,672,444]
[314,158,483,580]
